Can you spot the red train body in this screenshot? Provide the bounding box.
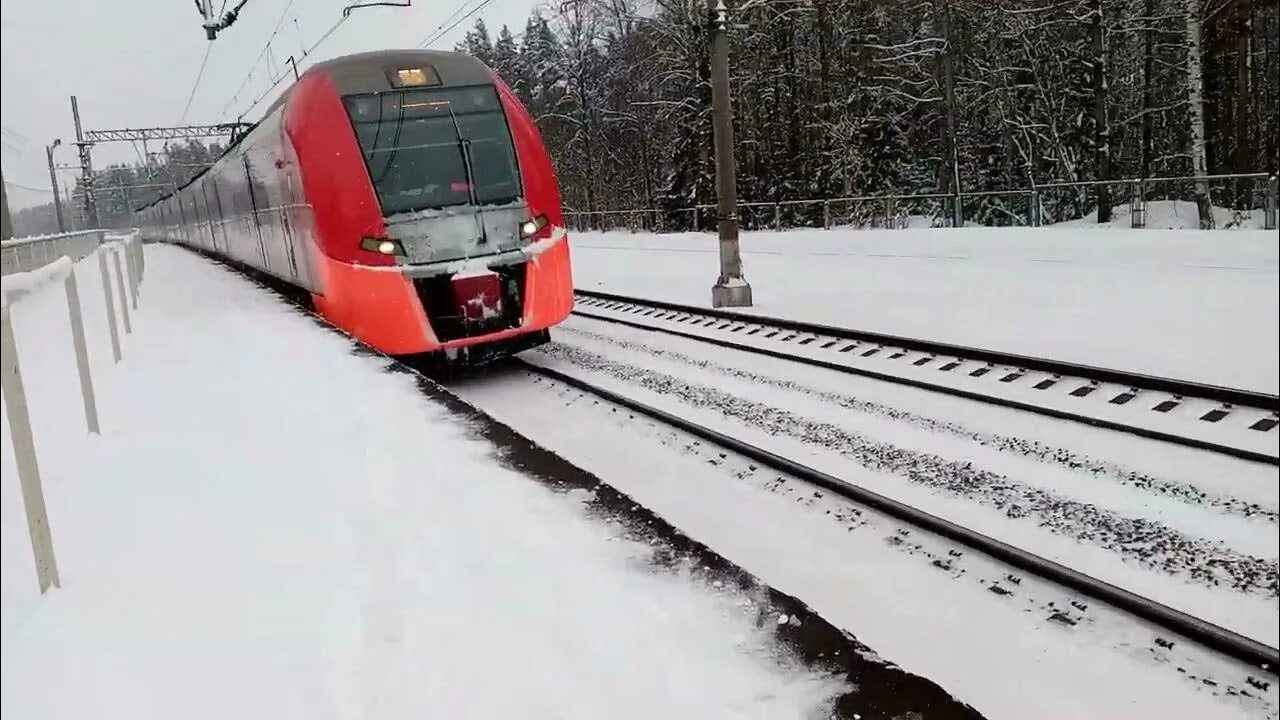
[135,49,573,361]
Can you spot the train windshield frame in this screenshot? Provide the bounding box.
[342,84,523,215]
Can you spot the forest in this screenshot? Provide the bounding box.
[13,0,1277,235]
[458,0,1277,228]
[11,140,225,237]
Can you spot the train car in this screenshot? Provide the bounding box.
[134,49,573,362]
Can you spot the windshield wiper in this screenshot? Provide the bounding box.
[439,103,487,245]
[441,105,480,207]
[372,94,407,185]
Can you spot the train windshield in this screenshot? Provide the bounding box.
[343,85,522,215]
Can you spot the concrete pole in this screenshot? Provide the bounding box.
[708,0,752,308]
[71,95,99,228]
[47,141,67,233]
[1,167,12,241]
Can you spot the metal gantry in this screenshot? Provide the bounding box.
[66,94,250,227]
[82,124,251,144]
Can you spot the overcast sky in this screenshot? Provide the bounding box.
[1,0,546,210]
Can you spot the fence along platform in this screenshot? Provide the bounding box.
[1,228,144,594]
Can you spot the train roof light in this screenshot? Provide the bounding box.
[389,66,441,88]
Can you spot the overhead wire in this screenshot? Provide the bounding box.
[425,0,558,51]
[4,180,56,194]
[417,0,483,46]
[419,0,501,48]
[178,41,216,124]
[231,11,352,122]
[217,0,301,121]
[222,0,511,125]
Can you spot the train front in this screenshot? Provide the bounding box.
[301,51,573,361]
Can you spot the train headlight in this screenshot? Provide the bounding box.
[519,215,549,240]
[388,66,441,88]
[360,236,405,256]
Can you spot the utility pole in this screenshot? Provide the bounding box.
[46,140,66,233]
[70,96,99,228]
[708,0,752,308]
[1,167,12,241]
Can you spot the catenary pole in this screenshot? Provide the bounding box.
[708,0,752,308]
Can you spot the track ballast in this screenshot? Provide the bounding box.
[517,356,1280,673]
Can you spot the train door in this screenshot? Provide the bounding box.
[175,196,187,243]
[207,176,231,255]
[186,192,200,247]
[244,154,278,276]
[268,146,300,283]
[241,156,268,270]
[280,167,315,292]
[199,181,221,253]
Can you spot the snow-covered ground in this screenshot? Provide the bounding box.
[569,216,1279,394]
[457,325,1280,720]
[0,243,864,719]
[526,317,1279,642]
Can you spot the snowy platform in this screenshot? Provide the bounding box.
[1,243,982,718]
[570,223,1279,394]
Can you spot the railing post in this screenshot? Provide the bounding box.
[823,200,831,230]
[773,203,782,231]
[1266,175,1278,231]
[693,205,701,232]
[123,240,139,310]
[111,248,132,335]
[1130,180,1146,229]
[0,305,61,593]
[125,237,139,299]
[63,268,100,434]
[136,237,144,289]
[98,249,122,362]
[884,197,898,229]
[1028,190,1041,227]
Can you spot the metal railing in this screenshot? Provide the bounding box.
[2,230,108,276]
[1,228,145,595]
[564,173,1279,233]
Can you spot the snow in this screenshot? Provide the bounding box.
[523,224,568,260]
[1,257,72,308]
[454,361,1280,720]
[569,223,1279,393]
[528,319,1279,646]
[1,244,849,719]
[452,264,500,279]
[1059,199,1275,230]
[374,226,568,276]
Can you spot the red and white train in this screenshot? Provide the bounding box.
[135,49,573,362]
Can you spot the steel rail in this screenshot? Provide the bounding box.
[571,290,1279,466]
[575,290,1277,411]
[519,358,1280,673]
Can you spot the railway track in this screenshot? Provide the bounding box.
[572,290,1280,466]
[514,356,1280,674]
[176,245,1279,711]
